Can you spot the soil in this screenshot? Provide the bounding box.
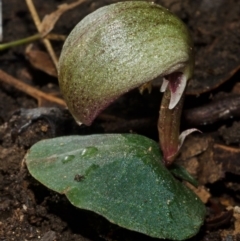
[0,0,240,241]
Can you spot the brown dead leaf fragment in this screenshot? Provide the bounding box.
[181,140,240,185]
[25,45,57,77]
[177,135,208,180]
[218,122,240,145]
[182,140,240,185]
[40,0,86,37]
[214,144,240,176]
[160,0,240,95]
[177,135,223,185]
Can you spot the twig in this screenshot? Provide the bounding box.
[184,95,240,125]
[25,0,58,68]
[47,33,66,41]
[0,69,66,107]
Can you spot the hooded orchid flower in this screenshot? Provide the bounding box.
[58,1,197,166]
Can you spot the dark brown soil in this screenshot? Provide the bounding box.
[1,0,240,241]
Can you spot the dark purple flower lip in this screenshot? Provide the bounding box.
[160,72,187,109]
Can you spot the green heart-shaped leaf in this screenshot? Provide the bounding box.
[25,134,205,240]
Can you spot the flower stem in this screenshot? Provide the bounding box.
[158,87,185,166]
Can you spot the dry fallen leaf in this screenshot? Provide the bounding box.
[25,44,57,77]
[40,0,86,37]
[177,135,223,185]
[213,144,240,176]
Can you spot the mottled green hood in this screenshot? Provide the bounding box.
[58,1,194,125]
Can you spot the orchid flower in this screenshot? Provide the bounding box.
[58,1,197,166]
